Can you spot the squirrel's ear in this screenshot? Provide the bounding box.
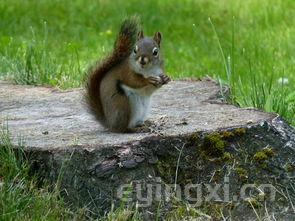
[137,31,144,40]
[153,32,162,46]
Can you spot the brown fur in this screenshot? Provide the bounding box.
[85,18,151,132]
[99,61,151,132]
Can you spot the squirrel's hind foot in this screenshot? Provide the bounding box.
[127,120,154,133]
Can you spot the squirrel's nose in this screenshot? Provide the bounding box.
[139,56,148,65]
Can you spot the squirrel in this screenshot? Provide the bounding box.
[85,17,170,133]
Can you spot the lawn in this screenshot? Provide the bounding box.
[0,126,77,220]
[0,0,294,124]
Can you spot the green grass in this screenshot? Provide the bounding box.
[0,126,78,220]
[0,0,294,124]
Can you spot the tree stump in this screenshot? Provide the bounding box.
[1,79,295,220]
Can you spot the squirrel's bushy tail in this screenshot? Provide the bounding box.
[85,17,139,124]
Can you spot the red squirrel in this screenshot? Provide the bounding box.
[85,17,170,132]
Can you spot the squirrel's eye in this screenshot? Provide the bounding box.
[152,47,158,56]
[133,45,138,54]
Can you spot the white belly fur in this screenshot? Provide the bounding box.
[121,84,156,128]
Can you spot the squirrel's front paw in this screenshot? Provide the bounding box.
[160,74,171,85]
[148,76,163,87]
[148,75,171,87]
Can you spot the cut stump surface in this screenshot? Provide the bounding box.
[0,79,273,149]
